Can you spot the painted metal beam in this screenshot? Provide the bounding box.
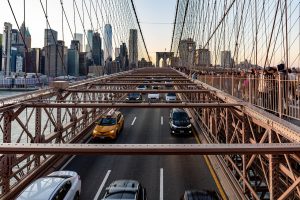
[66,89,211,93]
[0,143,299,155]
[23,102,241,108]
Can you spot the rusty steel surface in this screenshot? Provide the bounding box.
[90,82,198,86]
[22,102,241,108]
[66,89,211,93]
[0,143,299,155]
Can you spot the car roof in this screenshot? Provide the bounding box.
[16,177,65,200]
[106,179,140,194]
[183,190,221,200]
[171,108,186,113]
[102,111,121,118]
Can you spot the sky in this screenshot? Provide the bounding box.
[0,0,176,63]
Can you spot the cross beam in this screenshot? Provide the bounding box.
[91,83,197,86]
[66,89,211,93]
[0,143,299,155]
[23,102,241,108]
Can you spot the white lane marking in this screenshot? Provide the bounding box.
[161,116,163,125]
[60,137,92,170]
[93,170,111,200]
[131,117,137,126]
[160,168,164,200]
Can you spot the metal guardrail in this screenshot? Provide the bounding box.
[198,74,300,121]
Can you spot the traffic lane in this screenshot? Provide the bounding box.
[61,108,218,199]
[159,108,219,198]
[60,108,163,199]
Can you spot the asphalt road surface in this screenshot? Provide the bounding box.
[61,106,219,200]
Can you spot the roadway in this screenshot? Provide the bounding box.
[60,105,219,200]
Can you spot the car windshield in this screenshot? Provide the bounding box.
[99,118,117,126]
[104,192,136,199]
[152,86,159,89]
[167,93,176,96]
[128,93,139,97]
[173,112,189,120]
[138,85,145,88]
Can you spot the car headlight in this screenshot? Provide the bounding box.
[187,124,192,128]
[109,130,115,134]
[172,123,178,128]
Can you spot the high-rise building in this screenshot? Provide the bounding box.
[119,43,129,71]
[92,32,102,66]
[74,33,83,52]
[68,40,79,76]
[44,29,58,47]
[19,22,31,49]
[2,22,12,76]
[178,38,195,68]
[104,24,112,62]
[0,34,2,71]
[195,48,211,67]
[115,48,120,58]
[221,51,232,67]
[26,48,41,73]
[86,30,93,53]
[79,52,88,76]
[11,29,19,45]
[10,47,18,73]
[129,29,138,67]
[70,40,80,51]
[44,40,68,77]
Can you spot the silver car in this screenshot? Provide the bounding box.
[16,171,81,200]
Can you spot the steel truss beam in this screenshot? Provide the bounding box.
[66,89,211,93]
[90,83,197,86]
[0,143,299,155]
[23,102,241,108]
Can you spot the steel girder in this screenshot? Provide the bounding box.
[175,70,300,200]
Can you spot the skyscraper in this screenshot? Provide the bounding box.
[92,32,102,66]
[129,29,138,67]
[70,40,80,51]
[2,22,12,76]
[86,30,93,53]
[19,22,31,49]
[44,40,68,77]
[44,29,58,47]
[11,29,19,45]
[115,48,120,58]
[221,51,232,67]
[26,48,41,73]
[74,33,83,52]
[119,43,129,71]
[104,24,112,62]
[68,41,79,76]
[0,34,2,71]
[195,48,211,67]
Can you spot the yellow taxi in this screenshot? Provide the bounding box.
[92,111,124,140]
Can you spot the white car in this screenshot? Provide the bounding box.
[16,171,81,200]
[165,92,177,102]
[136,85,147,91]
[148,85,160,101]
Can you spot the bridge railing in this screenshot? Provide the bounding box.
[198,74,300,121]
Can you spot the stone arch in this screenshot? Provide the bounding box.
[156,52,174,67]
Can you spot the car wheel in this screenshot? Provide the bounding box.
[73,192,80,200]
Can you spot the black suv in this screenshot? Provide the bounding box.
[169,108,192,135]
[102,180,147,200]
[181,190,222,200]
[126,93,142,102]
